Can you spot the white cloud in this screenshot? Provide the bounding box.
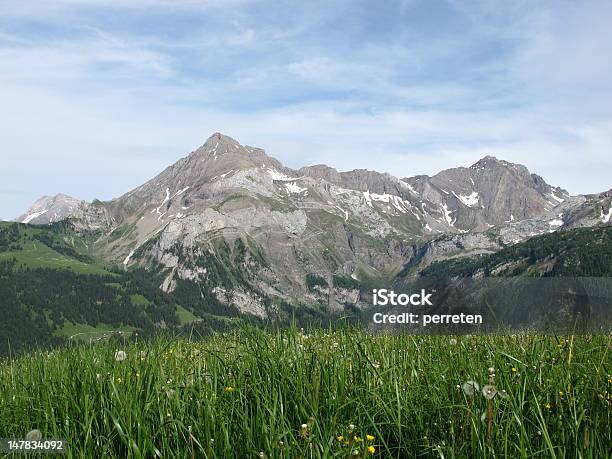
[1,0,611,219]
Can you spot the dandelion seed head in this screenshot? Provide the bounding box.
[25,429,42,441]
[482,384,498,400]
[462,380,480,396]
[114,350,127,361]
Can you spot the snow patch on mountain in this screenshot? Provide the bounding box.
[441,203,455,226]
[361,191,417,216]
[285,182,307,194]
[549,191,565,203]
[453,191,479,207]
[210,142,219,160]
[123,250,135,265]
[267,168,298,181]
[335,205,349,221]
[172,186,190,198]
[156,188,170,215]
[22,209,49,224]
[549,218,563,226]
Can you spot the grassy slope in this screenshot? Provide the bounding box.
[0,328,609,457]
[176,305,199,325]
[0,221,110,275]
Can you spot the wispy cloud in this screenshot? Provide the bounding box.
[1,0,611,219]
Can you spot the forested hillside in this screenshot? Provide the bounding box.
[0,223,222,355]
[0,222,323,356]
[420,226,612,278]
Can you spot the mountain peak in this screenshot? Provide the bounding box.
[17,193,82,225]
[207,132,239,145]
[189,132,257,162]
[471,155,503,168]
[470,155,532,175]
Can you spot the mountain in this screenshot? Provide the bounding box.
[0,221,247,356]
[13,133,612,318]
[419,226,612,278]
[17,193,83,225]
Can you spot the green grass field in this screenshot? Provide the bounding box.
[0,239,110,275]
[0,329,609,458]
[0,241,110,275]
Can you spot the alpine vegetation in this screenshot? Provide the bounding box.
[0,328,609,457]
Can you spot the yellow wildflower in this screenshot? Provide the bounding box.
[367,445,376,454]
[366,434,375,442]
[224,386,235,393]
[336,436,344,442]
[512,367,518,372]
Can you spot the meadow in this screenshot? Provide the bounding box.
[0,328,609,458]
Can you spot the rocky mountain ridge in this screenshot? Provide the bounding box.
[14,133,612,316]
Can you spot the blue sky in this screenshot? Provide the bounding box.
[1,0,611,219]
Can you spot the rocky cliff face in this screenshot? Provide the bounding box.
[15,133,612,315]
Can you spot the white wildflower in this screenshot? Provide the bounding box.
[482,384,498,400]
[462,380,480,396]
[26,429,42,441]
